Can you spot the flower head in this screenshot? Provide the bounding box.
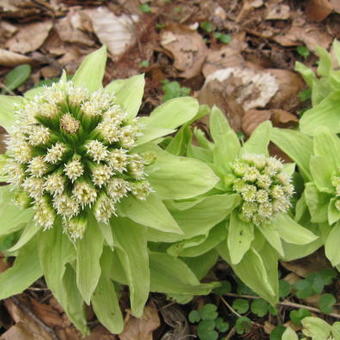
[4,81,152,238]
[231,154,294,226]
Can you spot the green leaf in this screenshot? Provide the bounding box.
[140,96,198,135]
[273,214,318,245]
[304,182,329,223]
[282,327,298,340]
[105,74,145,119]
[290,308,311,326]
[279,280,291,298]
[170,222,226,257]
[188,310,201,323]
[309,156,334,193]
[297,45,310,58]
[72,46,107,92]
[0,186,34,237]
[319,293,336,314]
[295,61,316,88]
[270,128,313,180]
[112,217,149,317]
[258,223,284,257]
[328,198,340,225]
[213,280,232,296]
[270,325,286,340]
[0,95,23,131]
[294,279,314,299]
[0,238,42,300]
[218,244,277,304]
[313,129,340,172]
[8,222,40,252]
[302,317,332,339]
[232,299,249,314]
[147,149,218,200]
[149,251,216,296]
[146,194,239,243]
[61,265,88,334]
[118,193,182,234]
[4,64,31,91]
[197,320,218,340]
[235,316,252,335]
[325,222,340,266]
[166,124,192,156]
[214,32,232,44]
[161,80,190,102]
[92,248,124,334]
[228,212,254,264]
[215,317,229,332]
[209,106,240,174]
[251,299,269,317]
[241,120,271,156]
[76,217,104,304]
[300,92,340,136]
[200,304,218,321]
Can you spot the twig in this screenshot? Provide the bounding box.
[220,296,243,318]
[11,296,60,340]
[224,326,236,340]
[221,293,340,320]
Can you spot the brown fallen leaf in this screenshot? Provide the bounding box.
[161,24,208,79]
[6,20,53,54]
[305,0,333,21]
[0,48,32,66]
[242,109,298,136]
[330,0,340,13]
[119,304,160,340]
[55,10,94,47]
[86,6,139,59]
[265,2,290,20]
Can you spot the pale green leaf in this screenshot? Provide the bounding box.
[8,222,40,252]
[310,156,334,193]
[328,198,340,225]
[258,223,284,257]
[0,95,23,131]
[282,327,299,340]
[72,46,107,92]
[149,251,216,296]
[228,212,254,265]
[241,120,271,156]
[302,317,332,339]
[98,222,114,248]
[313,129,340,171]
[136,127,175,146]
[316,46,332,77]
[147,149,218,200]
[325,222,340,266]
[300,92,340,136]
[76,217,104,304]
[295,61,316,88]
[140,96,198,134]
[0,238,42,300]
[304,182,329,223]
[270,128,313,180]
[166,124,192,156]
[0,186,34,237]
[4,64,31,91]
[112,217,149,317]
[273,214,318,245]
[105,74,145,119]
[92,248,124,334]
[209,106,240,174]
[118,193,182,234]
[146,194,240,243]
[170,223,227,257]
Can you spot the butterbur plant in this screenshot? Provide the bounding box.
[0,47,219,334]
[271,126,340,269]
[161,107,317,305]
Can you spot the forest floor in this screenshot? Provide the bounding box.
[0,0,339,339]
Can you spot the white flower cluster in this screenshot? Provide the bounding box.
[331,176,340,211]
[231,154,294,226]
[5,81,153,239]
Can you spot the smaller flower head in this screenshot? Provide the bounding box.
[22,177,45,199]
[72,181,97,207]
[107,149,128,172]
[53,194,80,219]
[45,143,67,164]
[60,113,80,134]
[44,173,65,196]
[27,156,48,177]
[93,193,116,223]
[91,164,113,187]
[34,197,56,229]
[130,181,153,200]
[66,215,87,240]
[28,125,50,146]
[85,140,108,163]
[107,178,130,201]
[64,158,84,182]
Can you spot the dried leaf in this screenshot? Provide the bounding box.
[265,3,290,20]
[6,21,53,54]
[305,0,333,21]
[86,6,139,59]
[0,49,32,66]
[161,24,208,79]
[119,304,160,340]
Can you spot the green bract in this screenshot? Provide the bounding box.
[161,107,317,305]
[0,47,219,334]
[296,39,340,135]
[271,127,340,268]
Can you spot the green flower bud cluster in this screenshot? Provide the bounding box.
[231,154,294,226]
[331,176,340,211]
[5,81,153,239]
